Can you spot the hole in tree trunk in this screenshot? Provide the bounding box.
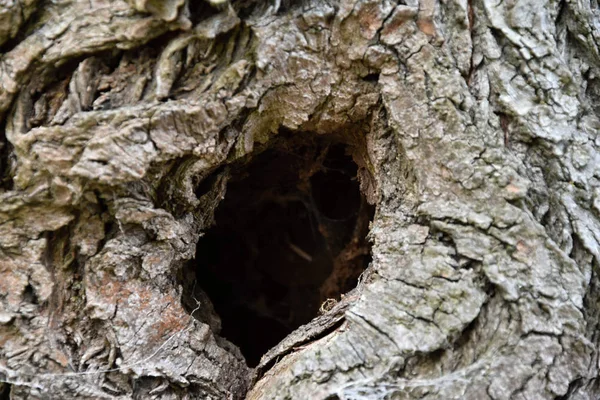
[0,382,11,400]
[187,133,374,367]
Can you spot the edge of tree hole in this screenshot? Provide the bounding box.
[181,131,376,368]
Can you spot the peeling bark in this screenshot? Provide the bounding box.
[1,0,599,398]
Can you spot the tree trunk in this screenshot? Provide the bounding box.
[1,0,599,398]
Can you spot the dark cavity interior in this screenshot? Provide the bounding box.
[0,383,10,400]
[188,134,374,367]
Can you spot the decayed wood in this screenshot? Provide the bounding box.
[0,0,599,398]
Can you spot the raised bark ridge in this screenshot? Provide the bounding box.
[0,0,599,399]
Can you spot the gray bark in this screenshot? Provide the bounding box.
[0,0,599,398]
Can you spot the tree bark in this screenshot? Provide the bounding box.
[1,0,599,398]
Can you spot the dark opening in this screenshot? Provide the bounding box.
[0,382,10,400]
[189,134,374,367]
[361,73,380,84]
[0,119,14,191]
[21,283,39,305]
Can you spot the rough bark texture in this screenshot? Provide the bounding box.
[0,0,599,399]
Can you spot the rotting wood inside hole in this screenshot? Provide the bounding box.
[187,133,374,367]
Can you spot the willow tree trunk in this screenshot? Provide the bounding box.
[0,0,599,399]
